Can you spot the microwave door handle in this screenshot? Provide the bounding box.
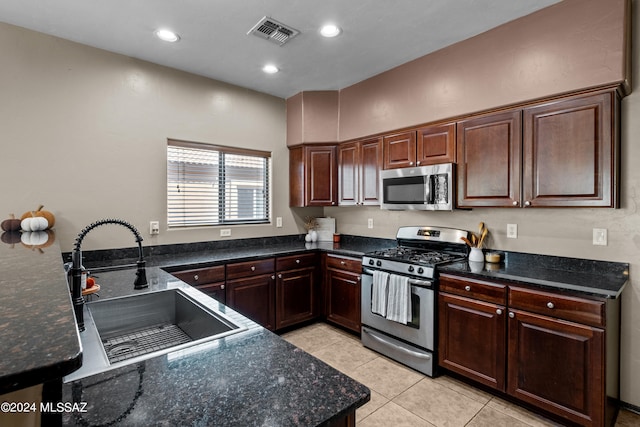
[425,175,433,203]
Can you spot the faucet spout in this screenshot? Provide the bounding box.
[71,219,148,331]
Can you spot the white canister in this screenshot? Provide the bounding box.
[468,247,484,263]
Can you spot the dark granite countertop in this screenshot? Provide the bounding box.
[0,234,82,395]
[61,267,370,426]
[439,251,629,298]
[2,230,629,424]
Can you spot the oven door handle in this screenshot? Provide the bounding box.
[364,328,432,360]
[362,268,433,288]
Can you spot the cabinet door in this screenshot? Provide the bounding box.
[417,123,456,165]
[306,145,338,206]
[383,131,416,169]
[523,91,617,207]
[507,309,604,426]
[226,274,275,330]
[338,141,359,206]
[276,267,316,330]
[439,293,506,391]
[457,110,522,207]
[289,144,337,207]
[195,282,226,304]
[325,268,361,333]
[360,137,382,205]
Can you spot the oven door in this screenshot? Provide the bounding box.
[361,269,434,351]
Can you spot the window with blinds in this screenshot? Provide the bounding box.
[167,139,270,228]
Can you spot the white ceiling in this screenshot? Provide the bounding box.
[0,0,561,99]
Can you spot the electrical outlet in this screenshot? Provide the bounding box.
[367,218,374,229]
[507,224,518,239]
[220,229,231,237]
[276,217,282,228]
[593,228,607,246]
[149,221,160,235]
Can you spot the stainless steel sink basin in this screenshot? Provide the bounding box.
[65,287,247,382]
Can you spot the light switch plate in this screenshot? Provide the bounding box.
[593,228,607,246]
[220,229,231,237]
[507,224,517,239]
[367,218,374,229]
[276,217,282,228]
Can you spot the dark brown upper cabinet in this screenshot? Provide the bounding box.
[338,137,383,206]
[382,123,456,170]
[457,89,619,208]
[289,144,338,207]
[457,110,523,207]
[522,91,618,208]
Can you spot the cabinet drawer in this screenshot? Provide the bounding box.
[226,258,275,280]
[276,253,317,271]
[439,274,507,305]
[172,265,225,285]
[326,255,362,273]
[509,286,605,328]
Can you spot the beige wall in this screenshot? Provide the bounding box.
[339,0,628,141]
[0,22,294,251]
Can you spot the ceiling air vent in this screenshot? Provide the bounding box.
[248,16,299,46]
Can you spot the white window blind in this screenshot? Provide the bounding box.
[167,139,270,227]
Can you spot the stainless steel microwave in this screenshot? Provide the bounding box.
[380,163,454,211]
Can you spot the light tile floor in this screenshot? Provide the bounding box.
[281,322,640,427]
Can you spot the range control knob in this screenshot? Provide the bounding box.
[368,259,375,266]
[376,260,382,267]
[417,267,424,274]
[408,266,415,273]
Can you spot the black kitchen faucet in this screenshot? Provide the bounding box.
[70,219,148,331]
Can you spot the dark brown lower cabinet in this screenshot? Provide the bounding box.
[439,292,506,391]
[507,309,605,427]
[324,255,362,333]
[276,267,316,330]
[226,274,275,331]
[438,274,619,427]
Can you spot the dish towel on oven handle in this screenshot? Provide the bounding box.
[386,274,412,324]
[372,270,389,317]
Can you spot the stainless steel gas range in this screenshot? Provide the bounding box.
[361,226,470,377]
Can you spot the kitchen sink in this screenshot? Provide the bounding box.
[64,287,246,382]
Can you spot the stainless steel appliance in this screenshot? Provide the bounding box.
[361,226,469,377]
[380,163,454,211]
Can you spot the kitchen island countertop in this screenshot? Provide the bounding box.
[61,267,370,426]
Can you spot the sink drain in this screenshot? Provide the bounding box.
[102,324,192,364]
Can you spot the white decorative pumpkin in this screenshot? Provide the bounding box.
[21,216,49,232]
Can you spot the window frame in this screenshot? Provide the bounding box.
[167,138,271,229]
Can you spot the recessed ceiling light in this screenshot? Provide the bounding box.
[155,29,180,43]
[262,64,279,74]
[320,24,341,38]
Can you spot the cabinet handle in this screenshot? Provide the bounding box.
[416,161,421,166]
[547,302,555,309]
[524,201,531,207]
[278,274,283,279]
[357,277,361,282]
[251,266,256,271]
[331,202,335,205]
[194,274,199,281]
[496,309,503,315]
[508,312,515,318]
[464,285,471,291]
[512,200,519,206]
[341,261,346,265]
[296,259,300,264]
[409,161,414,166]
[271,275,275,280]
[220,284,225,290]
